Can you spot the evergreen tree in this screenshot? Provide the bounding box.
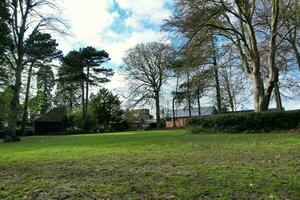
[21,31,61,133]
[36,65,55,115]
[61,47,113,130]
[90,88,123,129]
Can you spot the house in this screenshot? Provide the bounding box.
[34,107,67,135]
[165,106,216,128]
[129,109,156,129]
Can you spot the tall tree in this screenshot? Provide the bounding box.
[36,64,55,115]
[165,0,297,112]
[123,42,174,128]
[62,47,113,130]
[79,47,113,129]
[60,51,86,118]
[21,31,61,133]
[0,1,12,91]
[3,0,66,142]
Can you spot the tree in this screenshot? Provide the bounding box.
[36,64,55,115]
[62,47,113,130]
[165,0,298,112]
[21,31,61,134]
[79,47,113,129]
[0,0,11,59]
[54,73,82,112]
[0,88,12,126]
[3,0,66,142]
[60,51,86,118]
[123,42,174,128]
[0,1,12,91]
[90,88,123,129]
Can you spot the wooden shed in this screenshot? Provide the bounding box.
[34,107,67,135]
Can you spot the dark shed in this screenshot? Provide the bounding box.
[34,107,67,135]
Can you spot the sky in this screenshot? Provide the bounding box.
[52,0,300,111]
[51,0,175,112]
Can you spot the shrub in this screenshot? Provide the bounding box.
[188,110,300,134]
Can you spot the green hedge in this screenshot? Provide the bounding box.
[188,110,300,134]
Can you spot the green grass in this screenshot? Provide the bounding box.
[0,130,299,199]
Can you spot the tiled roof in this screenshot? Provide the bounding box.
[35,107,66,123]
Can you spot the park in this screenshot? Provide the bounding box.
[1,0,300,199]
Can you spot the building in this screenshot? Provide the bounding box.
[129,109,156,129]
[34,107,67,135]
[165,107,216,128]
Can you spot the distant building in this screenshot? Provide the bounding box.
[165,107,216,128]
[129,109,156,129]
[34,107,67,135]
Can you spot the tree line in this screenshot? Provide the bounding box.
[1,0,300,140]
[122,0,300,128]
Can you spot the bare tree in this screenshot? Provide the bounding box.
[165,0,298,112]
[123,42,174,128]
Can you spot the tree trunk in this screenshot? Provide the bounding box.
[211,36,222,113]
[274,80,283,110]
[172,96,176,127]
[81,82,85,128]
[187,71,192,118]
[197,88,201,116]
[227,84,235,112]
[274,82,283,110]
[7,64,22,142]
[21,64,34,134]
[291,42,300,70]
[252,71,267,112]
[84,66,90,130]
[214,68,222,113]
[155,92,161,129]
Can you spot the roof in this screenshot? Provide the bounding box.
[35,107,66,123]
[131,119,157,124]
[165,106,215,118]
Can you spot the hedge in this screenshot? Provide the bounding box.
[188,110,300,134]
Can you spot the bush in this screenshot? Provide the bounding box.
[188,110,300,134]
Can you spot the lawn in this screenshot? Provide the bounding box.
[0,130,299,199]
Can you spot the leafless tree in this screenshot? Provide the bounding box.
[165,0,299,112]
[123,42,174,128]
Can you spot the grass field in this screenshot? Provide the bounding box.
[0,130,299,199]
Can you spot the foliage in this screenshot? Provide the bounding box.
[0,88,12,124]
[27,92,43,120]
[0,130,299,199]
[24,30,62,64]
[188,110,300,134]
[60,47,113,130]
[0,0,12,58]
[36,64,55,114]
[90,88,123,130]
[66,108,97,131]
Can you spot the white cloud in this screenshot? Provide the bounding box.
[54,0,172,91]
[55,0,116,53]
[104,30,168,64]
[55,0,172,63]
[118,0,172,24]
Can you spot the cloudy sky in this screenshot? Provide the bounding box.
[54,0,173,92]
[52,0,299,110]
[56,0,172,63]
